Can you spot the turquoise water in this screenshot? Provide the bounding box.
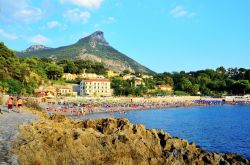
[77,105,250,159]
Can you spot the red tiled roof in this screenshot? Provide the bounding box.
[81,79,110,82]
[59,87,72,89]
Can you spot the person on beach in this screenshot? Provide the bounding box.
[16,97,23,113]
[6,96,14,113]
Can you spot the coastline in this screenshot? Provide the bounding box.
[12,111,249,165]
[1,96,248,164]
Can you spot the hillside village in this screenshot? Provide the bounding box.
[34,70,173,99]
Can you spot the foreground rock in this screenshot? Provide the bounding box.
[14,114,249,165]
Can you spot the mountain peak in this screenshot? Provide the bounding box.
[89,31,109,46]
[77,31,109,46]
[23,45,51,53]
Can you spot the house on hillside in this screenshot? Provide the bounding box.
[80,79,112,96]
[34,86,57,97]
[107,70,119,78]
[123,74,136,80]
[142,75,153,79]
[62,73,78,81]
[78,73,105,79]
[134,78,144,87]
[157,85,173,92]
[58,87,77,97]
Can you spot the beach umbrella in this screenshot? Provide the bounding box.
[46,94,55,98]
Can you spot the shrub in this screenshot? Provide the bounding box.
[174,91,190,96]
[0,94,3,105]
[24,98,43,111]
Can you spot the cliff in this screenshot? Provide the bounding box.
[14,114,249,165]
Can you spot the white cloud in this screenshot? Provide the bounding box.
[94,24,101,30]
[104,17,115,24]
[0,1,43,23]
[47,21,61,28]
[60,0,103,10]
[170,6,195,18]
[29,34,49,44]
[0,29,18,40]
[14,6,42,22]
[64,8,90,23]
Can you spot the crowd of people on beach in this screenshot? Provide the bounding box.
[1,94,249,117]
[193,99,250,106]
[42,100,194,116]
[0,95,23,114]
[42,97,250,116]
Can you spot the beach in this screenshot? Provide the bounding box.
[39,96,250,116]
[0,106,37,164]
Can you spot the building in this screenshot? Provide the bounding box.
[78,73,106,79]
[123,74,136,80]
[58,87,77,97]
[134,78,144,87]
[34,86,57,97]
[80,79,112,96]
[107,70,119,78]
[157,85,173,92]
[62,73,78,81]
[35,85,78,97]
[78,73,96,79]
[142,75,153,79]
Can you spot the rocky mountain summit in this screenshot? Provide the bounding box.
[17,31,153,73]
[14,115,249,165]
[89,30,109,46]
[22,45,51,53]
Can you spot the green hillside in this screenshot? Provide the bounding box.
[17,31,154,74]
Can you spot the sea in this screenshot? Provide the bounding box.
[76,105,250,159]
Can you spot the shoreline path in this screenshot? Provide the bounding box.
[0,106,37,165]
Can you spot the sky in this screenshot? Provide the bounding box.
[0,0,250,73]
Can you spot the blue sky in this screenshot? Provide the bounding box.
[0,0,250,73]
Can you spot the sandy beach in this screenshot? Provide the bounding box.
[39,96,249,116]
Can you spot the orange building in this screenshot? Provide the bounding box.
[157,85,173,92]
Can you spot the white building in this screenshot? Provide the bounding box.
[80,79,112,96]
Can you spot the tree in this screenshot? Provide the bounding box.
[0,42,15,59]
[190,84,200,95]
[122,69,131,75]
[179,79,192,93]
[45,64,63,80]
[231,80,249,94]
[164,76,174,86]
[216,66,226,74]
[58,60,77,73]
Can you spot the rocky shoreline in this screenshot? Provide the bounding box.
[13,113,249,165]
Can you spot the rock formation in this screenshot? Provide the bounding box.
[14,115,249,165]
